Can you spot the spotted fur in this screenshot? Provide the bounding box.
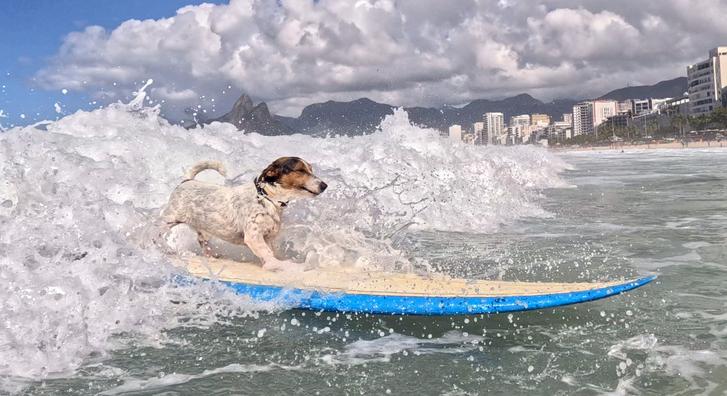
[161,157,327,271]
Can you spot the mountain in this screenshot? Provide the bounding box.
[215,93,254,124]
[598,77,687,101]
[295,98,395,135]
[203,94,293,136]
[208,77,686,136]
[288,94,577,135]
[441,94,576,129]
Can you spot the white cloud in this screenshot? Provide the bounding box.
[35,0,727,118]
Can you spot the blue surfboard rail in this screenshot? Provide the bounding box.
[206,274,656,316]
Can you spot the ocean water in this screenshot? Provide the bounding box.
[1,91,726,394]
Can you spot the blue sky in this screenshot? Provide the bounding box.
[0,0,223,128]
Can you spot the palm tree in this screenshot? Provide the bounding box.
[709,107,727,128]
[690,114,709,131]
[671,114,687,138]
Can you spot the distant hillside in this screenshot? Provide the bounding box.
[296,98,395,135]
[598,77,687,101]
[278,94,577,135]
[216,77,688,136]
[439,94,576,130]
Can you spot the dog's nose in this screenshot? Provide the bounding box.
[319,181,328,192]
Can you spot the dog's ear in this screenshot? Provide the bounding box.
[260,157,291,183]
[261,164,281,183]
[260,157,310,184]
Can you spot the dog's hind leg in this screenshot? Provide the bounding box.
[196,231,218,258]
[147,220,180,254]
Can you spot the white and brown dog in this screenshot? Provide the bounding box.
[161,157,327,271]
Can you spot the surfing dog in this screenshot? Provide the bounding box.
[161,157,327,271]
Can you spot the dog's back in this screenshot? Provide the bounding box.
[163,160,228,224]
[161,161,271,245]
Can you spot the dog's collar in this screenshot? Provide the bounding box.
[254,176,288,208]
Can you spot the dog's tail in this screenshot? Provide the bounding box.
[183,160,227,181]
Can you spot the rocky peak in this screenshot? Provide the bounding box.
[205,94,291,136]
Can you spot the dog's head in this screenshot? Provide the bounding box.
[258,157,327,199]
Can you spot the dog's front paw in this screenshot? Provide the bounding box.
[262,259,304,272]
[262,259,291,272]
[284,262,307,273]
[262,261,284,272]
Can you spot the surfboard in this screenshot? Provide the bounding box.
[174,256,656,316]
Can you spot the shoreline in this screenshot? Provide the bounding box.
[551,140,726,152]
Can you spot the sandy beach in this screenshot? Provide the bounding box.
[552,140,726,152]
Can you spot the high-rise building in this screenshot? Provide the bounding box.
[592,101,617,129]
[572,102,593,136]
[530,113,551,127]
[548,121,572,141]
[661,97,690,117]
[484,112,504,144]
[473,122,485,145]
[617,98,671,116]
[687,46,727,115]
[651,98,671,112]
[617,100,633,115]
[562,113,572,124]
[448,124,462,141]
[632,99,652,115]
[510,114,530,128]
[508,115,531,144]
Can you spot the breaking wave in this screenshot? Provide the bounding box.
[0,86,569,384]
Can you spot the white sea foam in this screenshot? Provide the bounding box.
[0,84,568,384]
[320,331,484,365]
[607,334,726,393]
[99,363,292,395]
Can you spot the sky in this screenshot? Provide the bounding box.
[2,0,727,127]
[0,0,223,128]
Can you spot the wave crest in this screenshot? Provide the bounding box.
[0,94,568,382]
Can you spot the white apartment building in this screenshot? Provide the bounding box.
[572,100,617,136]
[521,125,543,143]
[484,112,504,144]
[617,100,632,115]
[473,121,485,145]
[687,46,727,115]
[507,115,530,143]
[548,121,572,141]
[592,100,617,129]
[651,98,671,112]
[448,124,462,141]
[562,113,572,124]
[617,98,671,116]
[632,99,651,115]
[572,102,593,136]
[510,114,530,128]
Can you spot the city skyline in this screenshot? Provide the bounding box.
[446,46,727,145]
